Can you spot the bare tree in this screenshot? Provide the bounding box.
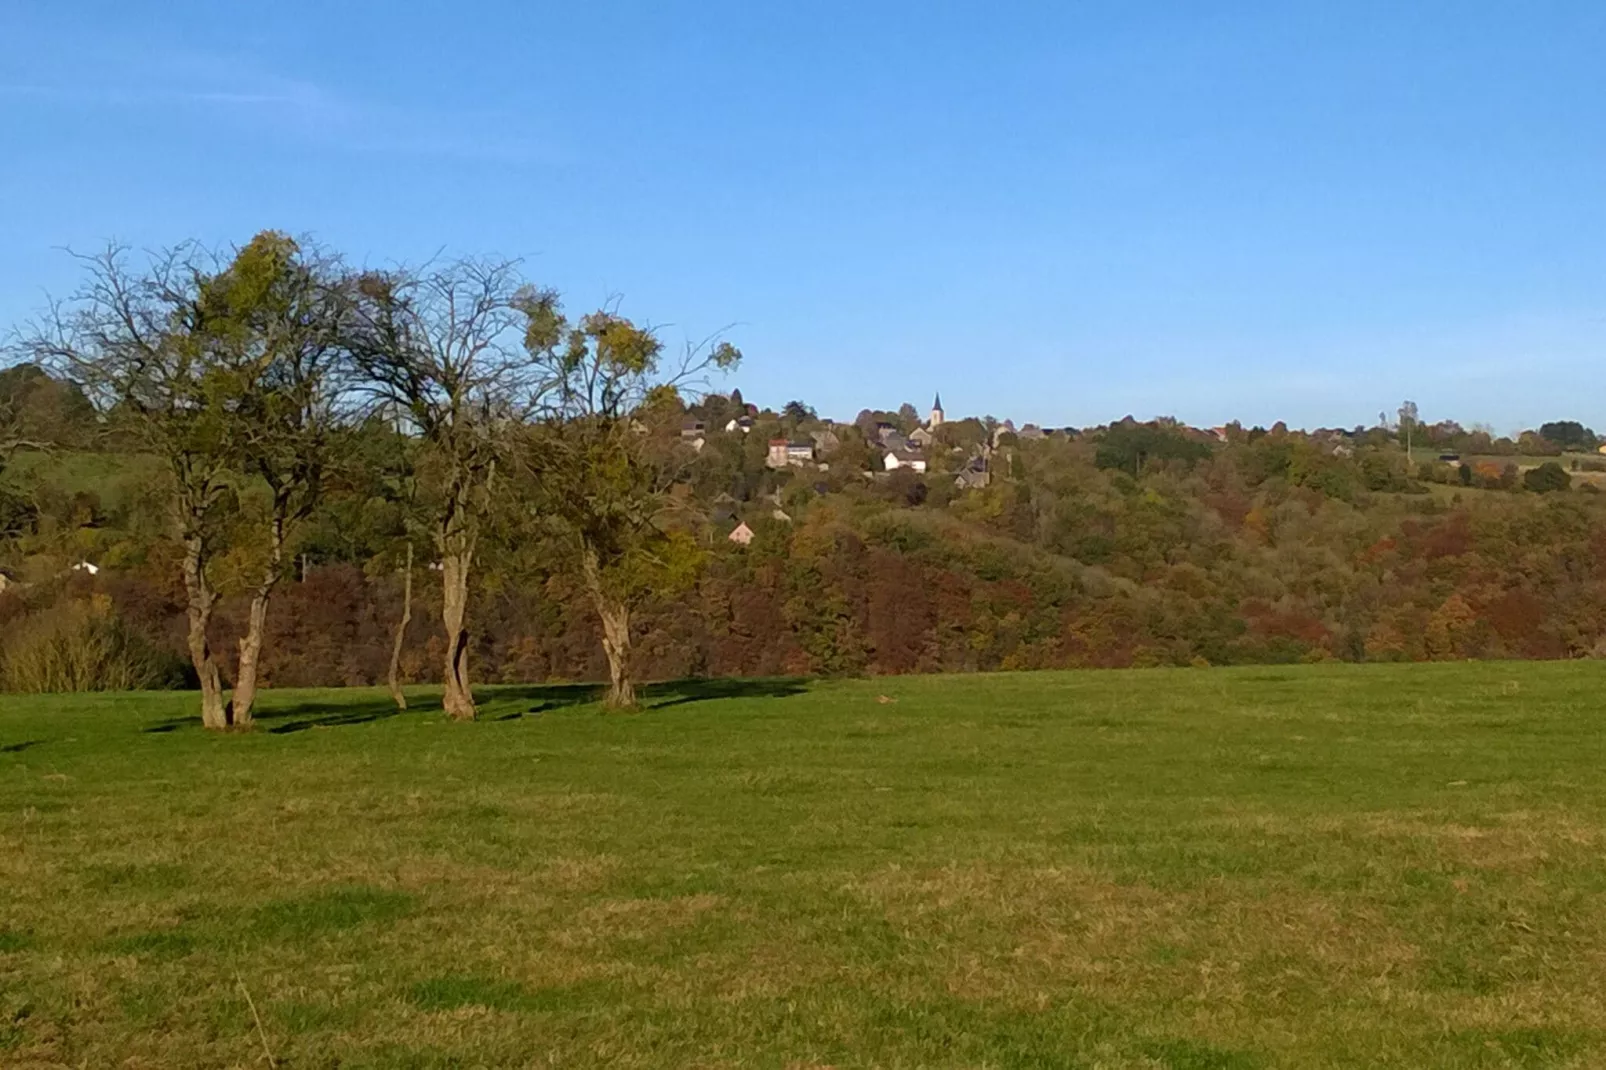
[20,243,243,727]
[347,259,553,720]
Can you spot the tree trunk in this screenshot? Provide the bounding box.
[598,598,634,708]
[181,532,228,730]
[388,542,412,711]
[582,546,635,708]
[439,541,475,721]
[229,589,268,729]
[230,513,287,728]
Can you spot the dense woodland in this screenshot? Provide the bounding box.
[2,234,1605,725]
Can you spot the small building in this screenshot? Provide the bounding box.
[883,448,927,474]
[724,415,755,434]
[767,439,816,469]
[908,426,935,448]
[71,560,101,576]
[680,418,706,439]
[728,522,755,546]
[1018,424,1045,441]
[954,456,990,490]
[874,421,899,444]
[810,428,841,454]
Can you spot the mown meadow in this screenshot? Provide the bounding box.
[3,662,1606,1068]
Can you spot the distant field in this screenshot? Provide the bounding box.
[4,664,1606,1068]
[1408,448,1606,487]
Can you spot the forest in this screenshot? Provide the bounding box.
[2,233,1605,725]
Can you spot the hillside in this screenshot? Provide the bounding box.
[4,406,1606,693]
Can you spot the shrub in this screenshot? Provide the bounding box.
[0,595,189,693]
[1522,462,1571,494]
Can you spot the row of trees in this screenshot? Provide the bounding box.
[11,233,736,727]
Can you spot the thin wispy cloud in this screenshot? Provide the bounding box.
[1,50,551,165]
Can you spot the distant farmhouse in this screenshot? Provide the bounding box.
[883,447,927,473]
[767,438,817,469]
[954,455,990,489]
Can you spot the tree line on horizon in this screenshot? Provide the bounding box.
[3,233,1606,723]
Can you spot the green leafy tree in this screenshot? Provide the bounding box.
[1398,400,1419,456]
[211,233,348,724]
[20,241,299,728]
[521,306,740,707]
[1538,421,1597,450]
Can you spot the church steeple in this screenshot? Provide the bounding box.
[930,393,944,428]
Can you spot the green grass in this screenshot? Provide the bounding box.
[3,663,1606,1068]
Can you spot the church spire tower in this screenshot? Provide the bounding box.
[930,392,944,428]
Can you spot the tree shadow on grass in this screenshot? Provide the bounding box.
[641,676,811,711]
[263,676,812,730]
[0,739,43,754]
[138,675,812,734]
[480,676,811,719]
[260,696,423,734]
[139,699,414,736]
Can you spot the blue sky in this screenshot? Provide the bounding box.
[3,1,1602,432]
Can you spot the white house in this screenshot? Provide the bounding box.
[883,448,927,473]
[71,560,101,576]
[728,522,755,546]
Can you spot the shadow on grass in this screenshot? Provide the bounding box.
[480,675,812,718]
[643,676,810,710]
[136,675,810,735]
[0,739,43,753]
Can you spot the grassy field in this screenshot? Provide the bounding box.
[3,663,1606,1068]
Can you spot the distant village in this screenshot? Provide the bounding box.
[675,393,1007,545]
[669,390,1606,547]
